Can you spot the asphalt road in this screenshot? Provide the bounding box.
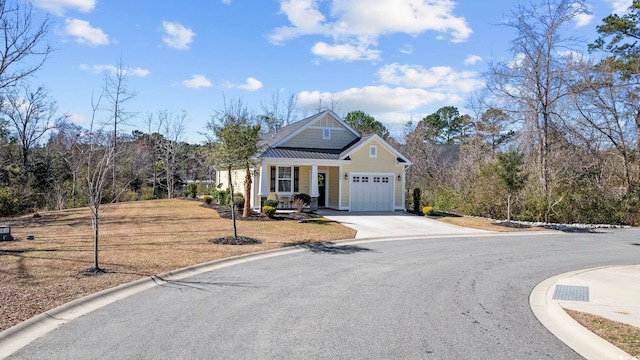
[8,229,640,359]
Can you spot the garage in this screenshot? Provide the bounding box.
[350,173,394,211]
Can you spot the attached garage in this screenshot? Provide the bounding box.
[349,173,395,211]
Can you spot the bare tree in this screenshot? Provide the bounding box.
[3,83,68,169]
[259,89,298,131]
[0,0,51,91]
[157,110,188,199]
[485,0,589,220]
[103,60,136,195]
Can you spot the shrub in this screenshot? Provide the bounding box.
[211,189,227,205]
[262,205,276,217]
[422,206,435,216]
[412,188,421,213]
[203,195,213,204]
[293,193,311,205]
[232,193,245,210]
[294,198,305,213]
[0,187,18,216]
[186,183,198,198]
[264,199,279,208]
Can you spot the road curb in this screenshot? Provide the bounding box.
[529,267,633,360]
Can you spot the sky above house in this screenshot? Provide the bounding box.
[29,0,631,143]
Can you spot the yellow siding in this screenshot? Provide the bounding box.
[281,127,356,149]
[341,139,405,208]
[328,168,339,207]
[216,169,246,194]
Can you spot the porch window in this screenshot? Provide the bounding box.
[277,166,293,193]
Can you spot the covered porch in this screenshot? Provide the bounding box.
[254,161,346,212]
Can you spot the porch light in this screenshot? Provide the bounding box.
[397,173,401,181]
[344,172,348,180]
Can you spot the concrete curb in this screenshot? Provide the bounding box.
[529,267,632,360]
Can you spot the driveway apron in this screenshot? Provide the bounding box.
[318,210,491,238]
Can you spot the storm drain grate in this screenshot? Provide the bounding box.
[552,285,590,302]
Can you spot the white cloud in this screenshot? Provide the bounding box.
[464,55,482,65]
[399,44,413,55]
[31,0,95,15]
[605,0,632,14]
[297,86,459,116]
[182,75,212,89]
[377,63,485,93]
[225,77,263,91]
[162,21,195,50]
[572,3,593,27]
[64,19,109,46]
[221,0,231,3]
[311,42,380,61]
[79,64,150,77]
[68,112,87,123]
[270,0,472,62]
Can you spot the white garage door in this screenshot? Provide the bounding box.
[350,174,394,211]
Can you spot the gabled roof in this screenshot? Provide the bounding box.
[340,134,412,165]
[260,110,360,149]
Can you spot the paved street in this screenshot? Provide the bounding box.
[7,229,640,359]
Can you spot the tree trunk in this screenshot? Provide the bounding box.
[93,207,99,270]
[243,163,252,217]
[228,166,237,239]
[507,194,512,222]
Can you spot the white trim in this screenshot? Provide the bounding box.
[340,134,411,164]
[276,166,294,195]
[259,157,351,167]
[322,128,331,139]
[317,171,328,207]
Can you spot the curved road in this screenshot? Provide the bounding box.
[8,229,640,359]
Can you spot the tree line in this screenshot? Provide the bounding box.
[2,0,640,229]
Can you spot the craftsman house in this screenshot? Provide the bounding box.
[216,110,411,212]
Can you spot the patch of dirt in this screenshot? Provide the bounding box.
[77,268,115,277]
[208,236,262,245]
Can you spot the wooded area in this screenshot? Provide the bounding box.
[1,0,640,226]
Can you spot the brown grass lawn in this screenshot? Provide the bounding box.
[0,199,356,331]
[565,309,640,356]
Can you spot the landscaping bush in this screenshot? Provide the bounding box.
[422,206,435,216]
[264,199,279,208]
[293,193,311,205]
[203,195,213,204]
[262,205,276,217]
[211,189,228,205]
[186,183,198,198]
[412,188,421,213]
[232,193,245,210]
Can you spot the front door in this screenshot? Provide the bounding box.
[317,173,326,207]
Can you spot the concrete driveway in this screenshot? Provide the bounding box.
[318,210,491,238]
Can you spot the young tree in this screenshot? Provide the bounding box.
[207,99,262,233]
[344,110,390,139]
[496,150,527,222]
[157,110,188,199]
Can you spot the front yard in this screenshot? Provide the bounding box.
[0,199,356,331]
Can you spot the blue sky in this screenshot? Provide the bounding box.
[29,0,631,143]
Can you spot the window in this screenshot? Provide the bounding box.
[353,176,360,183]
[270,166,276,192]
[373,176,380,183]
[277,166,292,193]
[362,176,369,183]
[382,177,389,183]
[369,145,377,158]
[323,128,331,139]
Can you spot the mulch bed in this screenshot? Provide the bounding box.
[201,204,321,221]
[208,236,262,245]
[493,221,532,229]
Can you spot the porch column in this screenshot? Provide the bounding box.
[310,164,319,212]
[258,162,268,208]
